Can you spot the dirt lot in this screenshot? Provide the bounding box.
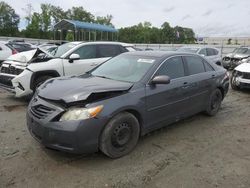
[0,87,250,188]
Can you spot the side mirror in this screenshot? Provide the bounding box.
[216,61,222,66]
[69,53,80,63]
[150,75,170,85]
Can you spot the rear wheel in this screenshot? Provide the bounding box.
[99,112,140,158]
[205,89,222,116]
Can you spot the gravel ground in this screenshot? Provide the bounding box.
[0,87,250,188]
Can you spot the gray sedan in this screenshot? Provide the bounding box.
[27,51,229,158]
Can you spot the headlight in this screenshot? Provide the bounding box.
[59,105,103,121]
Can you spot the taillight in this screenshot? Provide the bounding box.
[12,49,18,55]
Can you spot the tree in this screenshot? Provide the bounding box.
[95,14,113,26]
[24,13,42,38]
[0,1,20,36]
[161,22,175,43]
[67,6,95,22]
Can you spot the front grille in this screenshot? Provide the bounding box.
[30,105,55,119]
[0,66,24,75]
[231,58,240,63]
[243,72,250,79]
[0,75,14,87]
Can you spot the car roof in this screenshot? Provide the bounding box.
[123,50,197,58]
[72,41,133,47]
[0,41,7,44]
[180,46,218,49]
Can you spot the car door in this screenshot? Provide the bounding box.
[145,56,189,130]
[182,55,216,115]
[63,44,101,76]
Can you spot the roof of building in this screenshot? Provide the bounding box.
[54,19,118,33]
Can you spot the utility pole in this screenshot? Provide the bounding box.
[22,3,34,25]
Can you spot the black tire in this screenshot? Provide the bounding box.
[99,112,140,158]
[33,75,53,91]
[205,89,223,116]
[230,72,240,90]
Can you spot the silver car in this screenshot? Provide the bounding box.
[222,47,250,70]
[177,46,222,66]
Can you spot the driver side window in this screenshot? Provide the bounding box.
[155,56,185,80]
[73,45,97,59]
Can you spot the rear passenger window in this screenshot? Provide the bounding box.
[74,45,97,59]
[155,56,185,79]
[213,49,219,55]
[207,48,215,56]
[184,56,205,75]
[203,61,214,72]
[98,45,121,58]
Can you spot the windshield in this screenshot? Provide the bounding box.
[177,47,199,53]
[54,43,78,58]
[91,54,155,83]
[233,48,248,54]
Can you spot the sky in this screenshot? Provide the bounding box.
[4,0,250,37]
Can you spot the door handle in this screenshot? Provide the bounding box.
[182,82,190,89]
[211,74,215,78]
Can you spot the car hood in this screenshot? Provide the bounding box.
[37,74,133,103]
[225,53,250,59]
[235,63,250,73]
[6,48,53,64]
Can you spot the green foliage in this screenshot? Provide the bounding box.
[119,22,196,44]
[0,2,196,44]
[0,1,20,36]
[65,32,74,41]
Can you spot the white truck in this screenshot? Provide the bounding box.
[0,41,136,97]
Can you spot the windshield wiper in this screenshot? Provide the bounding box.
[94,75,112,80]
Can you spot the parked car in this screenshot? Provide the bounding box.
[0,41,18,65]
[27,51,229,158]
[7,42,35,52]
[0,41,136,97]
[222,47,250,69]
[177,46,222,66]
[230,62,250,90]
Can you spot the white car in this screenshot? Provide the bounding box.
[0,41,17,65]
[231,63,250,90]
[177,46,222,66]
[0,41,136,97]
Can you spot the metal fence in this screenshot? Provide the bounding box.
[0,36,241,57]
[134,43,240,57]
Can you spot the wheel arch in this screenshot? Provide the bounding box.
[30,70,60,90]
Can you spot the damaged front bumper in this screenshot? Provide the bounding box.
[26,96,108,154]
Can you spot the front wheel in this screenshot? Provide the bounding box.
[99,112,140,158]
[205,89,222,116]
